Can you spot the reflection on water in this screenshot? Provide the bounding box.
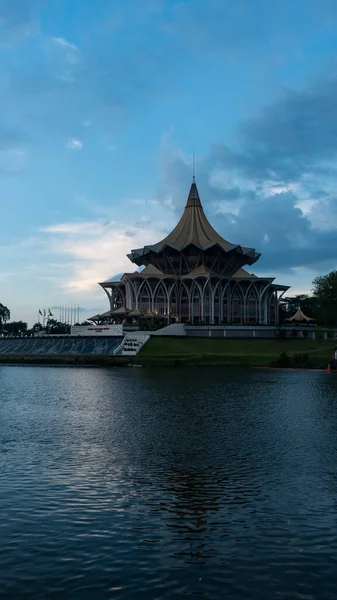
[1,366,337,598]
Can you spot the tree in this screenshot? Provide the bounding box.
[26,322,44,336]
[312,270,337,326]
[0,303,10,330]
[45,319,70,334]
[5,321,28,336]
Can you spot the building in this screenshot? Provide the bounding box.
[92,179,289,326]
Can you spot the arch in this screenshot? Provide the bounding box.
[190,280,203,324]
[203,279,213,323]
[110,286,124,311]
[230,283,245,323]
[153,281,169,316]
[168,282,179,321]
[220,281,231,322]
[124,277,137,310]
[213,279,222,324]
[178,281,191,323]
[244,283,259,324]
[138,280,153,313]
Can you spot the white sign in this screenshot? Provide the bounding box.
[71,325,123,336]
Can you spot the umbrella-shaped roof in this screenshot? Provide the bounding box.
[285,308,315,322]
[128,309,142,317]
[111,307,131,315]
[128,180,260,269]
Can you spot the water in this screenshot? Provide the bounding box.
[1,366,337,599]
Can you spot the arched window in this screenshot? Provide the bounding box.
[213,282,221,324]
[153,283,167,315]
[222,284,230,322]
[231,284,244,323]
[246,285,258,324]
[203,280,212,324]
[179,283,190,323]
[138,282,152,313]
[128,281,137,309]
[190,282,202,324]
[169,284,178,321]
[111,288,123,310]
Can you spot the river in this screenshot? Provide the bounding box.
[1,366,337,599]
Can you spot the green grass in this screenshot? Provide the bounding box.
[137,337,332,367]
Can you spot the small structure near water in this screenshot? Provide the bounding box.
[284,308,316,325]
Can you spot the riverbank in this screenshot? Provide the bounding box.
[136,337,332,367]
[0,337,333,368]
[0,354,130,367]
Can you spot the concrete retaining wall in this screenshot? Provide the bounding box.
[0,336,124,356]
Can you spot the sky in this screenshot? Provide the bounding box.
[2,0,337,324]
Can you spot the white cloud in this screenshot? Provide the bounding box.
[40,218,170,292]
[261,181,300,196]
[67,138,83,150]
[52,37,80,64]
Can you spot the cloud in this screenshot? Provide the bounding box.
[158,69,337,277]
[52,37,80,64]
[67,138,83,150]
[38,217,171,292]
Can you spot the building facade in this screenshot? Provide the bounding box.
[91,180,289,325]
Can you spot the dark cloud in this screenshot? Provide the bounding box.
[160,72,337,275]
[238,78,337,181]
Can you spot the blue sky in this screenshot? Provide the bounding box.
[2,0,337,324]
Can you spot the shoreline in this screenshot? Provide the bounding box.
[0,355,331,370]
[0,336,333,369]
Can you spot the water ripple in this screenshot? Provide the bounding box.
[1,366,337,598]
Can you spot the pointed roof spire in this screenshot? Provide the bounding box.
[186,152,201,206]
[186,180,202,207]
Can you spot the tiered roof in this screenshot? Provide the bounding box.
[127,180,260,271]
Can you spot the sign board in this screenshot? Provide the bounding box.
[70,324,123,336]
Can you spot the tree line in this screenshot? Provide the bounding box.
[0,307,90,337]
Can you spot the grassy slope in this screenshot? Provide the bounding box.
[137,337,332,367]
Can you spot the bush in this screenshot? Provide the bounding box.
[272,352,312,368]
[273,352,291,367]
[291,353,312,368]
[302,329,309,339]
[292,328,298,338]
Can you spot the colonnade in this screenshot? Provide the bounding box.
[103,277,285,325]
